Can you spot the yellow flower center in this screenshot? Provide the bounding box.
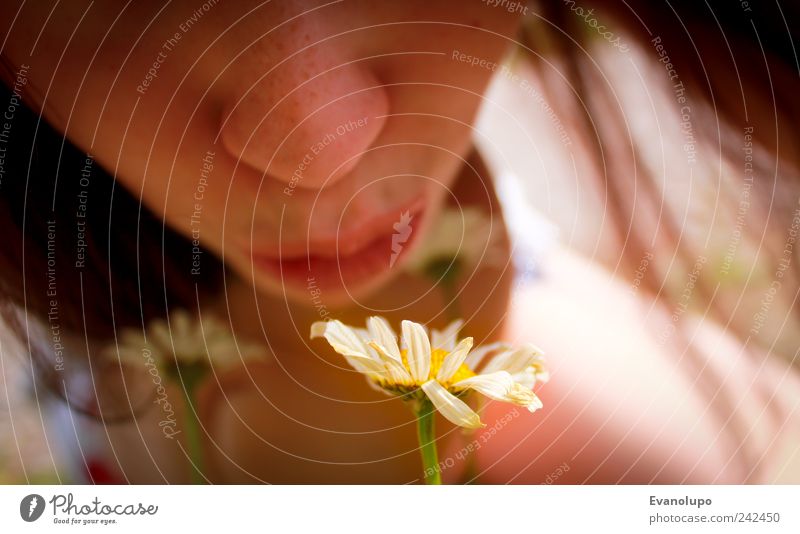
[400,348,475,386]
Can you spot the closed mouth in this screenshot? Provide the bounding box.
[250,200,426,294]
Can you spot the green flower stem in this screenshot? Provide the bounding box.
[178,364,207,485]
[415,398,442,485]
[418,255,466,484]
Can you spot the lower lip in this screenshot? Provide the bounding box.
[252,209,425,293]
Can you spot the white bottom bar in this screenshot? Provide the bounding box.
[1,485,798,533]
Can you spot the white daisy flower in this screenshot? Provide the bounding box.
[310,317,546,429]
[109,309,262,370]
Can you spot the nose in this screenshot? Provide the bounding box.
[219,47,388,190]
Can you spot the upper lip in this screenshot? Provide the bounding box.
[248,197,426,260]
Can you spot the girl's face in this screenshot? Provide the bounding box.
[2,1,521,304]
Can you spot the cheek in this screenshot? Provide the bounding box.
[123,164,221,250]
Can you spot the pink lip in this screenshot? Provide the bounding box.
[249,199,426,292]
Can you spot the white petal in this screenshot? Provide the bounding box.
[345,355,389,378]
[367,316,401,361]
[431,319,463,352]
[483,343,544,375]
[454,371,515,400]
[421,380,483,429]
[310,320,370,359]
[515,366,550,389]
[455,371,543,412]
[171,309,192,338]
[309,321,327,339]
[399,322,428,349]
[402,320,431,382]
[113,346,149,366]
[505,382,543,412]
[352,327,380,360]
[534,367,550,384]
[310,320,389,376]
[369,342,413,385]
[119,329,148,350]
[521,388,544,412]
[464,341,510,370]
[149,319,172,352]
[435,337,473,382]
[514,368,537,389]
[480,349,511,374]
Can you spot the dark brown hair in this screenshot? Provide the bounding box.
[0,66,223,413]
[521,0,800,351]
[519,0,800,480]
